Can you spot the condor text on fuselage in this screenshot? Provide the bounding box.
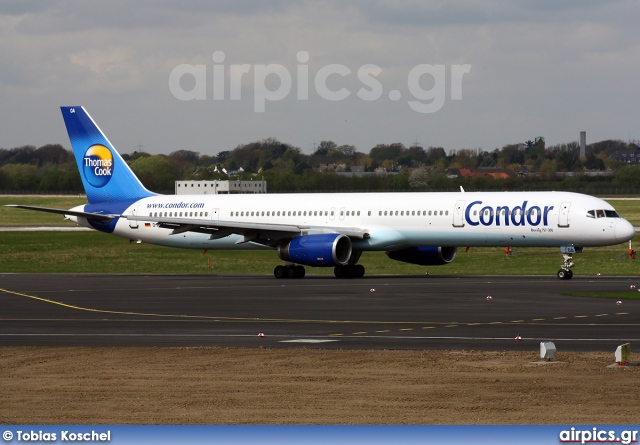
[465,200,553,227]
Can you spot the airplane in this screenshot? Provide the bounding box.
[6,106,636,280]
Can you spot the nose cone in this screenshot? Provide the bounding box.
[615,219,636,242]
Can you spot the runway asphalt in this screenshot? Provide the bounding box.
[1,273,639,352]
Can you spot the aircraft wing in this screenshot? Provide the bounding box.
[125,214,369,246]
[4,205,119,222]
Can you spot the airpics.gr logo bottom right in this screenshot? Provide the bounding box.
[82,144,114,188]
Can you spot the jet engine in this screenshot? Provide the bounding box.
[386,246,457,266]
[278,233,352,267]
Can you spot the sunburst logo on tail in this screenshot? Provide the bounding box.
[82,144,114,188]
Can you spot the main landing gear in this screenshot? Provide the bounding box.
[272,263,366,279]
[334,264,365,278]
[557,248,576,280]
[274,264,306,279]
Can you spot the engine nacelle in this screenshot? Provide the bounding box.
[278,233,352,267]
[386,246,457,266]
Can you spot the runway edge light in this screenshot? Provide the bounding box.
[540,341,556,361]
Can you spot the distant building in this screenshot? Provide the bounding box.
[175,180,267,195]
[610,148,640,164]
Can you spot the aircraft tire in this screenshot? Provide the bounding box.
[274,265,285,279]
[294,265,305,278]
[557,269,572,280]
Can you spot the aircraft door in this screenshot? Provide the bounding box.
[211,208,219,220]
[453,200,465,228]
[129,205,138,229]
[558,202,570,228]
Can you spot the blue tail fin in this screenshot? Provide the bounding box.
[61,106,155,204]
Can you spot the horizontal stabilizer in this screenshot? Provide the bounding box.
[5,204,118,222]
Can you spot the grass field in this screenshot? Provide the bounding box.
[0,195,638,276]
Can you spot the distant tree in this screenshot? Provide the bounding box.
[539,159,558,179]
[336,144,356,157]
[315,140,337,156]
[407,145,428,166]
[369,143,405,163]
[408,167,431,189]
[612,166,640,189]
[216,150,231,164]
[425,147,446,165]
[1,164,39,190]
[198,154,216,167]
[583,153,605,171]
[129,156,176,192]
[169,150,200,164]
[1,145,36,166]
[500,144,525,165]
[34,144,71,166]
[556,149,581,171]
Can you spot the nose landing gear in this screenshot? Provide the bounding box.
[557,246,580,280]
[557,254,573,280]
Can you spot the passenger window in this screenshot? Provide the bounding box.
[395,211,399,216]
[445,210,449,216]
[357,211,360,216]
[439,211,443,216]
[400,211,404,216]
[314,211,318,216]
[331,210,334,216]
[384,211,388,216]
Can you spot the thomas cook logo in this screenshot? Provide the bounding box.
[82,144,113,188]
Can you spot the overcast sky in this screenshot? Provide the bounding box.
[1,1,638,156]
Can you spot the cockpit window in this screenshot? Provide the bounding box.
[590,209,621,218]
[605,210,620,218]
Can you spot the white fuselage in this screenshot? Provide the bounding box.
[70,191,635,251]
